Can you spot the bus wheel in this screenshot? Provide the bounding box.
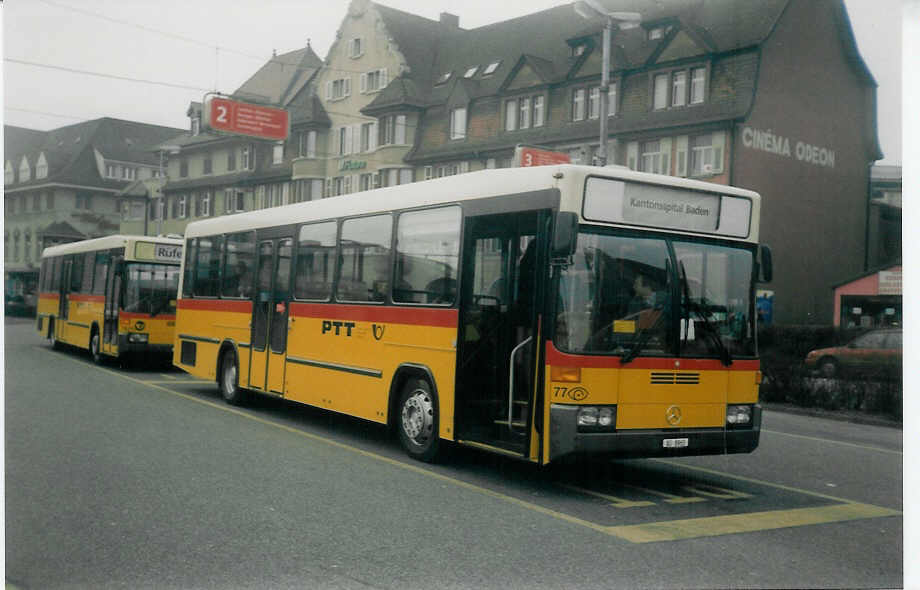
[397,378,440,462]
[218,349,247,406]
[90,329,102,364]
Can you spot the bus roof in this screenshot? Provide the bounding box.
[41,235,184,260]
[183,165,762,242]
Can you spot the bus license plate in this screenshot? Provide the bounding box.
[663,438,689,448]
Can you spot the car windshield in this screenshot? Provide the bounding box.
[123,263,180,315]
[554,229,756,359]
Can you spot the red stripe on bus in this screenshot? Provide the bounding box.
[545,342,760,371]
[177,299,253,313]
[290,302,459,328]
[119,312,176,321]
[39,292,60,301]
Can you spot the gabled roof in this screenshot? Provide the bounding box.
[362,74,428,114]
[42,221,86,239]
[4,118,184,190]
[233,45,323,106]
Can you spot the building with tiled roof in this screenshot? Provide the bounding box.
[284,0,879,324]
[3,117,184,301]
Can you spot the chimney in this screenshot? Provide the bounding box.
[440,12,459,29]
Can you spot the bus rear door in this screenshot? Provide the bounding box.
[248,237,293,395]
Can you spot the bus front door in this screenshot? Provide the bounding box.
[102,257,122,356]
[248,238,293,395]
[456,210,548,455]
[58,257,72,342]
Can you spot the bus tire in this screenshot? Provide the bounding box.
[397,378,440,462]
[218,348,248,406]
[90,327,102,364]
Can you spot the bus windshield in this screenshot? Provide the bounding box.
[554,229,755,360]
[123,263,180,316]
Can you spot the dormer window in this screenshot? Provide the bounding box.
[572,44,587,57]
[18,156,31,183]
[36,153,48,179]
[436,71,453,85]
[648,27,665,40]
[191,116,200,136]
[463,66,479,78]
[482,61,501,76]
[6,161,15,184]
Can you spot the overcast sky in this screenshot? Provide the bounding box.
[0,0,906,165]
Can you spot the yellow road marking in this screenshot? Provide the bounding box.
[620,483,707,504]
[762,428,901,455]
[607,503,900,543]
[559,484,655,508]
[40,345,902,543]
[146,380,212,385]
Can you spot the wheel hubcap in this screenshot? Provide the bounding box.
[402,389,433,443]
[223,360,237,394]
[92,335,98,356]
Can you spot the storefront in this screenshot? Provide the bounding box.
[833,265,901,328]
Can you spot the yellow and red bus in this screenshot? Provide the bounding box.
[173,165,772,463]
[37,235,183,363]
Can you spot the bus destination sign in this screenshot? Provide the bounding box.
[135,242,183,263]
[205,96,289,141]
[583,178,752,238]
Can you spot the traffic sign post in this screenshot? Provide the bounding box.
[204,95,289,141]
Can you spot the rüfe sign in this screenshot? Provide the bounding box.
[206,96,289,141]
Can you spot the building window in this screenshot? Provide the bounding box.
[449,108,466,140]
[326,78,351,101]
[178,195,187,218]
[46,192,54,209]
[572,88,586,121]
[179,159,189,178]
[519,97,532,129]
[32,194,41,211]
[76,194,93,210]
[5,161,14,184]
[505,94,545,131]
[300,130,317,158]
[463,66,478,78]
[19,157,31,182]
[436,71,452,85]
[653,74,668,110]
[688,132,724,176]
[227,149,236,171]
[672,71,687,107]
[482,61,501,76]
[191,116,200,136]
[361,69,388,93]
[338,127,349,156]
[349,38,363,58]
[36,153,48,179]
[381,115,406,146]
[200,190,211,216]
[272,142,284,165]
[607,83,617,117]
[690,67,707,104]
[640,139,670,174]
[241,145,254,170]
[203,153,213,174]
[225,189,245,212]
[648,26,665,40]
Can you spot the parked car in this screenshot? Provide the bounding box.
[804,328,902,378]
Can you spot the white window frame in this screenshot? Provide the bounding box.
[200,190,211,216]
[572,88,586,121]
[588,87,600,120]
[361,68,388,93]
[505,99,517,131]
[178,194,187,219]
[607,83,617,117]
[672,71,687,107]
[519,96,531,129]
[463,66,479,78]
[690,67,707,104]
[5,161,14,184]
[483,61,501,76]
[272,142,284,165]
[688,131,724,176]
[36,153,48,179]
[449,107,467,140]
[653,74,668,110]
[350,37,363,58]
[533,95,545,127]
[327,78,352,101]
[18,157,31,183]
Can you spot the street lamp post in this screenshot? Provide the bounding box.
[574,1,641,166]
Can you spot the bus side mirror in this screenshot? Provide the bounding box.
[758,244,773,283]
[552,212,578,259]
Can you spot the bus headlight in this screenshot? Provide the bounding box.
[577,406,616,432]
[128,333,149,343]
[726,404,752,426]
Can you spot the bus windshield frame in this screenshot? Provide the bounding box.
[553,226,757,361]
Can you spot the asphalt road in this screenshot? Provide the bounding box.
[4,317,903,589]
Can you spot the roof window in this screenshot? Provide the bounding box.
[482,61,501,76]
[463,66,479,78]
[436,71,453,85]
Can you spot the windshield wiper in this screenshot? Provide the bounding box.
[620,311,664,364]
[679,262,732,366]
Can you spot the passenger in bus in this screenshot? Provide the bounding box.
[236,261,253,298]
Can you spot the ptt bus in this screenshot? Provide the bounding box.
[173,165,772,464]
[37,235,184,363]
